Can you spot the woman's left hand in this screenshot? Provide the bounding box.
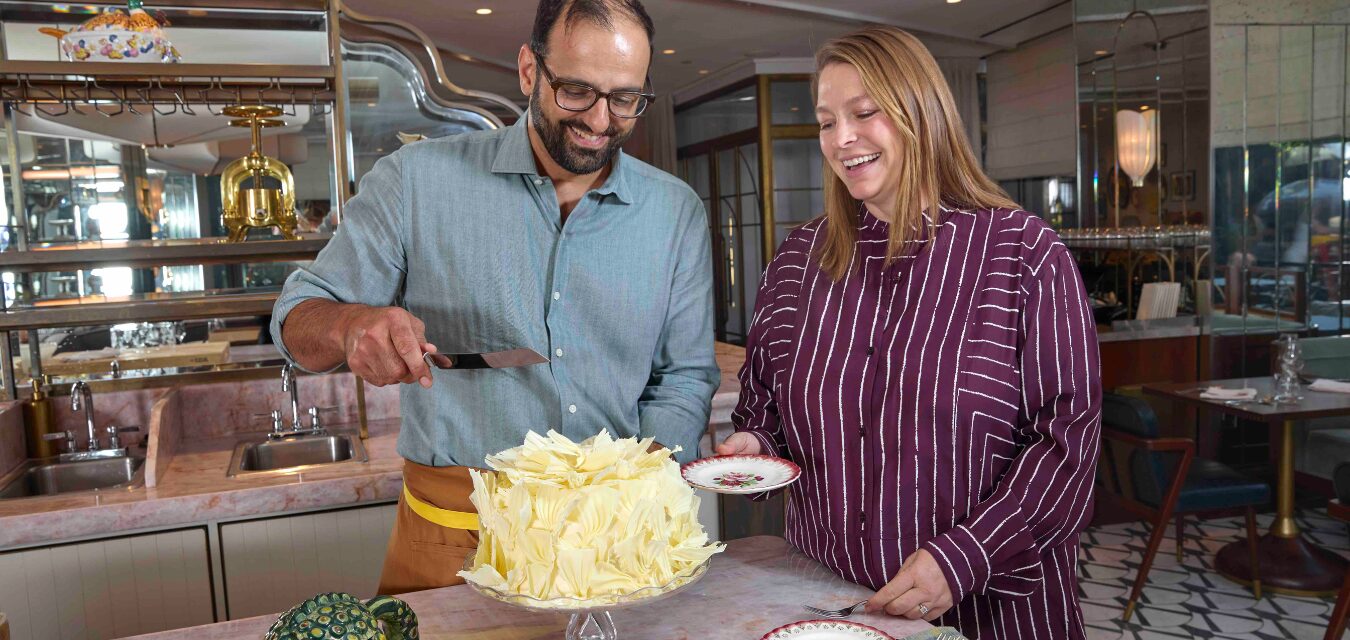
[864,549,953,621]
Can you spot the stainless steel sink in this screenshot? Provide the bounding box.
[0,455,145,500]
[227,433,368,477]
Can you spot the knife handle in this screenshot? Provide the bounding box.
[423,351,456,369]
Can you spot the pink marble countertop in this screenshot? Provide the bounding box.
[0,344,748,550]
[0,419,404,549]
[125,535,932,640]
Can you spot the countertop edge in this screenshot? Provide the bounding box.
[0,467,404,550]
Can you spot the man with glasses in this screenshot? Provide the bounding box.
[269,0,718,594]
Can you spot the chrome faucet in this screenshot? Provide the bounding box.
[62,381,138,461]
[267,365,336,439]
[71,381,97,452]
[282,363,301,432]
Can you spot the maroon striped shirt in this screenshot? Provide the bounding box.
[733,206,1101,640]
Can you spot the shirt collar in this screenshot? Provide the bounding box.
[490,116,634,206]
[858,204,953,240]
[490,117,538,175]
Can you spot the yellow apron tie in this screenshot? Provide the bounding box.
[403,483,480,530]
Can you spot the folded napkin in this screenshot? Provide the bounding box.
[1309,378,1350,395]
[1199,386,1257,401]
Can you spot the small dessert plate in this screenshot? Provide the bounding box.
[681,454,801,494]
[760,619,895,640]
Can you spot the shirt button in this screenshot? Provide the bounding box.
[555,348,564,358]
[568,404,577,414]
[553,292,561,300]
[534,178,544,185]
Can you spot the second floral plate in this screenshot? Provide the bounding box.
[680,454,801,494]
[759,619,895,639]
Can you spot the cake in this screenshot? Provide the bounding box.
[457,430,724,603]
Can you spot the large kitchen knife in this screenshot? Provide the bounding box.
[422,348,550,370]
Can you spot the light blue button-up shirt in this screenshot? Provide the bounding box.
[270,118,719,466]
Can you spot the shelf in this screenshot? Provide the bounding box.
[0,61,335,79]
[0,0,329,14]
[0,62,337,105]
[0,290,279,330]
[0,236,330,273]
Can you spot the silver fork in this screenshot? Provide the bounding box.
[803,599,868,618]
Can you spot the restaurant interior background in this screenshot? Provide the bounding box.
[0,0,1347,638]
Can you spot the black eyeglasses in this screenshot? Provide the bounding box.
[534,52,654,119]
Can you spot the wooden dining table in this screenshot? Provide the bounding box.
[1144,377,1350,596]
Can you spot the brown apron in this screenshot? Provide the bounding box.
[376,461,481,595]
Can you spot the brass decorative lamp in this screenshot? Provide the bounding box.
[220,105,298,242]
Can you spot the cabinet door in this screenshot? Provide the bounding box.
[0,528,214,640]
[220,503,395,620]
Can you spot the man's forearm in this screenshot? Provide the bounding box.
[280,298,357,372]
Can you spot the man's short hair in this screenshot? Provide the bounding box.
[530,0,655,57]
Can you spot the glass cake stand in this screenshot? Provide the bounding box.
[462,553,711,640]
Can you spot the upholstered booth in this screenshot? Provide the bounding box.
[1297,337,1350,482]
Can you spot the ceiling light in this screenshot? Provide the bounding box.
[1116,109,1159,187]
[1094,49,1109,55]
[366,102,376,107]
[946,0,961,4]
[790,107,799,112]
[475,8,492,15]
[1140,105,1150,111]
[698,69,709,75]
[662,49,676,55]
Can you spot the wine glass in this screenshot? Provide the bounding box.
[1273,333,1303,402]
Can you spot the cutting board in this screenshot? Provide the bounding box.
[41,340,230,375]
[209,326,262,344]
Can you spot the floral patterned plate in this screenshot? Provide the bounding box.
[680,454,801,494]
[760,619,895,639]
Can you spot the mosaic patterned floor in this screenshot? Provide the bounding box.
[1079,509,1349,639]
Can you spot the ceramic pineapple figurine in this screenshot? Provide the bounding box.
[264,592,419,640]
[38,0,180,63]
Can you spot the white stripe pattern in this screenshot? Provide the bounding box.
[731,207,1101,640]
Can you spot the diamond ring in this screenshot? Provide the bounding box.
[918,603,931,616]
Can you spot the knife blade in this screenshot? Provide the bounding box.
[423,348,550,370]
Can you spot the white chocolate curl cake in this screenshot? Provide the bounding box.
[457,430,725,603]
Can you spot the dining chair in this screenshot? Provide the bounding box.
[1099,393,1271,622]
[1324,462,1350,640]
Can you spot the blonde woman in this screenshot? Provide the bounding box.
[718,26,1100,639]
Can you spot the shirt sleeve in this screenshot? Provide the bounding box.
[269,151,408,372]
[921,248,1102,602]
[638,199,720,464]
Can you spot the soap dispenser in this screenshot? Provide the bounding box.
[23,376,56,459]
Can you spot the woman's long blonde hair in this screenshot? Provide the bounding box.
[813,25,1017,280]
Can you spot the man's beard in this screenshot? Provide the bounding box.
[531,85,633,175]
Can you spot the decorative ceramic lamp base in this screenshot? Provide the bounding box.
[566,612,616,640]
